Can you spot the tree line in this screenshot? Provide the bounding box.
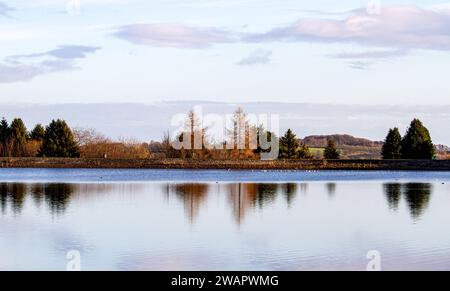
[151,108,341,160]
[0,118,79,158]
[382,119,435,160]
[0,112,438,161]
[0,108,344,160]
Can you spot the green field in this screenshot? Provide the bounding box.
[309,147,325,158]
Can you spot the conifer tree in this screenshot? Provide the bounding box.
[382,128,402,159]
[39,119,80,158]
[30,124,46,142]
[9,118,28,156]
[279,129,311,159]
[0,118,10,156]
[401,119,435,159]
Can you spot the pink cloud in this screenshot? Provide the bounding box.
[115,23,236,49]
[246,5,450,51]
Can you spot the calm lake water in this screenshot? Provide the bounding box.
[1,169,450,271]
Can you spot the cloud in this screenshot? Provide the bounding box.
[0,64,43,83]
[112,5,450,69]
[114,23,236,48]
[9,45,101,60]
[330,49,409,70]
[237,49,272,66]
[28,0,127,5]
[331,49,409,60]
[0,45,100,83]
[245,5,450,52]
[347,61,372,70]
[0,2,14,17]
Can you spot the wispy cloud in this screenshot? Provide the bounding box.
[0,45,100,83]
[9,45,101,60]
[110,4,450,71]
[331,49,409,60]
[237,49,272,66]
[0,2,14,17]
[245,5,450,52]
[114,23,236,49]
[28,0,127,5]
[114,6,450,60]
[347,61,372,70]
[331,49,410,70]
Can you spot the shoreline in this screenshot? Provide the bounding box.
[1,158,450,171]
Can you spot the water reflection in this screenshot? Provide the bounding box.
[403,183,432,220]
[227,183,286,224]
[43,184,74,215]
[384,183,402,211]
[383,183,433,220]
[281,183,297,207]
[299,183,308,194]
[0,183,28,214]
[30,183,45,207]
[0,183,75,216]
[0,181,436,223]
[326,183,336,198]
[227,184,252,224]
[172,184,208,223]
[254,184,278,208]
[0,183,121,216]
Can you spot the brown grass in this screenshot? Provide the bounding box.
[1,158,450,171]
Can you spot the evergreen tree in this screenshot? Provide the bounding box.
[382,128,402,159]
[297,143,313,159]
[10,118,28,144]
[0,118,9,145]
[39,119,80,158]
[30,124,46,141]
[279,129,312,159]
[9,118,28,156]
[279,129,298,159]
[401,119,435,159]
[0,118,10,156]
[324,139,340,159]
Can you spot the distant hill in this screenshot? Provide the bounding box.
[436,144,450,152]
[436,145,450,160]
[301,134,382,159]
[302,134,382,148]
[302,134,449,160]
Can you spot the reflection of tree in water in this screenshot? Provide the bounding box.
[281,183,297,207]
[255,184,278,208]
[228,184,255,225]
[172,184,208,224]
[384,183,402,211]
[227,183,279,225]
[42,184,75,215]
[0,183,8,214]
[0,183,27,214]
[30,183,44,207]
[0,183,137,217]
[383,183,433,220]
[10,184,27,214]
[299,183,308,194]
[326,183,336,198]
[0,183,75,216]
[403,183,432,220]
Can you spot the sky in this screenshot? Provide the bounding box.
[1,0,450,105]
